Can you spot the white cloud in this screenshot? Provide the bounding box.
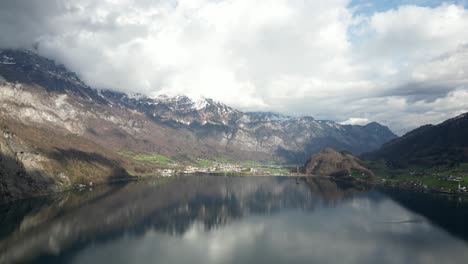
[340,117,371,125]
[69,197,468,264]
[0,0,468,134]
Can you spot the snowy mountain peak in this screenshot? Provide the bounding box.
[149,94,234,113]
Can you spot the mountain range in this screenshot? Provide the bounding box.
[0,49,396,202]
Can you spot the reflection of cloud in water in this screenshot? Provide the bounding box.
[71,196,468,264]
[0,176,467,264]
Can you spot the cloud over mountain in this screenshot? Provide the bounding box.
[1,0,467,134]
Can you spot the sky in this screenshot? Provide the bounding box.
[0,0,467,134]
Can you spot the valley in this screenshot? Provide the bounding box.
[118,151,294,177]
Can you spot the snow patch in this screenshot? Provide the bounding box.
[194,98,209,110]
[97,89,104,98]
[176,119,191,125]
[1,54,16,65]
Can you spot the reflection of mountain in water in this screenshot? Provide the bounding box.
[0,176,359,263]
[2,176,467,264]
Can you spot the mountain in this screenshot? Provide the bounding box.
[0,49,396,202]
[367,112,468,168]
[304,148,374,179]
[100,92,396,162]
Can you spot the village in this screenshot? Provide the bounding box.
[152,162,297,177]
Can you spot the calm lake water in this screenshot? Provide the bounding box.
[1,175,468,264]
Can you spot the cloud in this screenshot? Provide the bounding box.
[69,196,468,264]
[340,117,371,125]
[0,0,467,134]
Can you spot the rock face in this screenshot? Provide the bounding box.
[0,127,57,202]
[305,148,373,178]
[367,112,468,168]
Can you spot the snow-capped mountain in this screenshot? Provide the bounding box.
[101,91,243,127]
[0,49,397,201]
[0,49,396,161]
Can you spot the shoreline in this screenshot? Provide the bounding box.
[332,177,468,197]
[3,173,468,206]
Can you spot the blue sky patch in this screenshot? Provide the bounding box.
[348,0,468,16]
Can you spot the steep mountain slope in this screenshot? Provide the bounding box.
[367,112,468,167]
[305,148,373,178]
[0,49,396,201]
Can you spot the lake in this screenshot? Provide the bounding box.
[1,175,468,264]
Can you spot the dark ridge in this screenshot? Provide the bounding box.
[367,112,468,168]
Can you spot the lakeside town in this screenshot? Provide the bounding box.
[151,162,300,177]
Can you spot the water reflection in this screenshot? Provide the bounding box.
[0,175,467,264]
